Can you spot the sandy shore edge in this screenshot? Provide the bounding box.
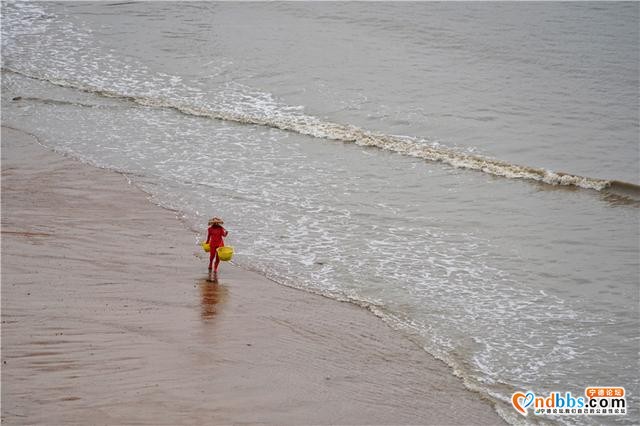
[1,125,505,425]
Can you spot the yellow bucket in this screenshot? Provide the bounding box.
[201,242,210,253]
[216,246,234,262]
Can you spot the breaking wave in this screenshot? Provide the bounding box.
[5,66,639,197]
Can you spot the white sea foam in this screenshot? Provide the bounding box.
[3,66,620,194]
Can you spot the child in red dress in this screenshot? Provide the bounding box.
[206,217,228,272]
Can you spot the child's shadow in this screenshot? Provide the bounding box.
[198,273,228,320]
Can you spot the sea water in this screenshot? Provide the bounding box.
[2,2,638,424]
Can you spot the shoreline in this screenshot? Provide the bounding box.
[1,125,505,425]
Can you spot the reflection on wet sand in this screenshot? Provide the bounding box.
[199,273,228,320]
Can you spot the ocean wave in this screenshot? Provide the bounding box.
[4,66,639,197]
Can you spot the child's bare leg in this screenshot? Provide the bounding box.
[214,253,221,272]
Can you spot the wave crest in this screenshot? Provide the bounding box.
[6,67,639,196]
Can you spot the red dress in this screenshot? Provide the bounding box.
[206,225,227,251]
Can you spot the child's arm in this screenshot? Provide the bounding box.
[205,228,210,244]
[222,227,228,237]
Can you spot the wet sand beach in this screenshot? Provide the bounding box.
[1,126,504,425]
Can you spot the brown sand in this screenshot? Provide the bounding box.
[1,126,505,425]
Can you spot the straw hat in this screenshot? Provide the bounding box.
[208,217,224,226]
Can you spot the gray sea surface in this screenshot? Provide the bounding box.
[2,2,638,424]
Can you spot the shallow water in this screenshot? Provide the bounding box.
[2,2,638,424]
